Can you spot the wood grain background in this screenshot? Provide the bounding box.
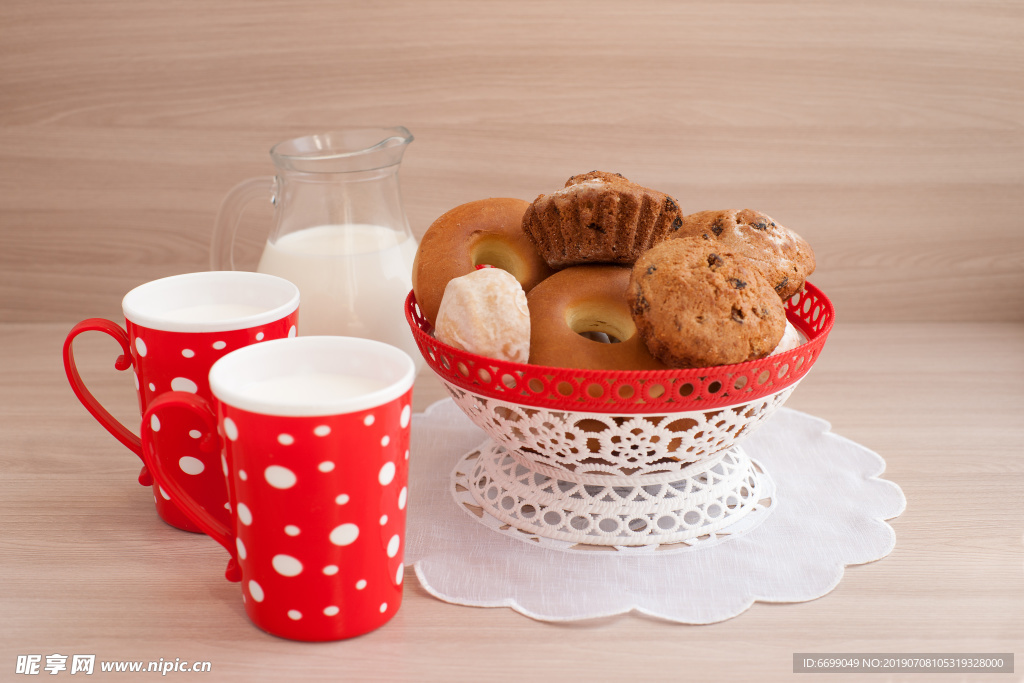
[3,4,1023,680]
[1,0,1021,324]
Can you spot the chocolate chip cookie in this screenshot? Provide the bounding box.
[677,209,814,300]
[628,237,786,368]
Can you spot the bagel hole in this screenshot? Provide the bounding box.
[471,236,525,280]
[578,331,620,343]
[567,301,635,344]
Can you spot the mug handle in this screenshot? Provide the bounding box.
[210,175,276,270]
[63,318,151,485]
[141,392,241,582]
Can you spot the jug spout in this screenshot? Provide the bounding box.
[270,127,413,174]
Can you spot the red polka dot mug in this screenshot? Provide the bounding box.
[63,271,300,532]
[140,336,415,641]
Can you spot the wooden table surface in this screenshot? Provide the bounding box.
[2,320,1022,682]
[2,0,1023,679]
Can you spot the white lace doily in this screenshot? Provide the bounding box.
[405,399,905,624]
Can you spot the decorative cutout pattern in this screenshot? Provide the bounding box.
[452,439,775,548]
[444,383,795,481]
[405,282,834,412]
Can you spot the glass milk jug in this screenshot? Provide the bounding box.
[211,128,421,369]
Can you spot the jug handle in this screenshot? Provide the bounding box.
[210,176,276,270]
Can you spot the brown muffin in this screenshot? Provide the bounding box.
[522,171,684,269]
[676,209,815,300]
[628,237,786,368]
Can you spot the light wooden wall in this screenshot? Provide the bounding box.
[2,0,1021,323]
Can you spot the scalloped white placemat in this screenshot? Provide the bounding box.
[404,399,905,623]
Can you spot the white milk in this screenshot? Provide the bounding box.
[256,224,420,368]
[240,373,389,405]
[160,303,269,323]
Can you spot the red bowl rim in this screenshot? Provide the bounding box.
[405,281,834,413]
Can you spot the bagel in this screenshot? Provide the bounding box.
[412,198,554,325]
[527,265,668,370]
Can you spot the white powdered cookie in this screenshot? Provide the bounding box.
[434,267,530,363]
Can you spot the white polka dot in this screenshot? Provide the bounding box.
[363,414,375,426]
[235,537,247,560]
[387,534,400,558]
[272,554,303,577]
[223,418,238,441]
[396,565,404,585]
[171,377,198,393]
[179,456,204,475]
[322,565,339,576]
[133,373,139,390]
[135,337,147,357]
[181,348,195,358]
[239,469,248,481]
[355,579,367,590]
[277,433,294,446]
[330,523,359,546]
[237,502,252,525]
[148,383,156,392]
[379,603,388,613]
[255,332,265,341]
[288,326,296,338]
[378,462,396,486]
[159,486,171,501]
[318,461,335,473]
[335,494,349,505]
[314,425,331,437]
[287,610,302,620]
[248,580,264,602]
[323,605,339,616]
[398,486,408,510]
[381,435,391,447]
[150,414,161,432]
[212,341,227,350]
[284,525,300,536]
[379,514,388,525]
[265,465,296,489]
[405,449,410,461]
[400,405,411,428]
[224,502,230,511]
[191,429,203,439]
[221,454,228,476]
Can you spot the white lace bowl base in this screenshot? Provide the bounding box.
[443,382,798,480]
[452,440,777,552]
